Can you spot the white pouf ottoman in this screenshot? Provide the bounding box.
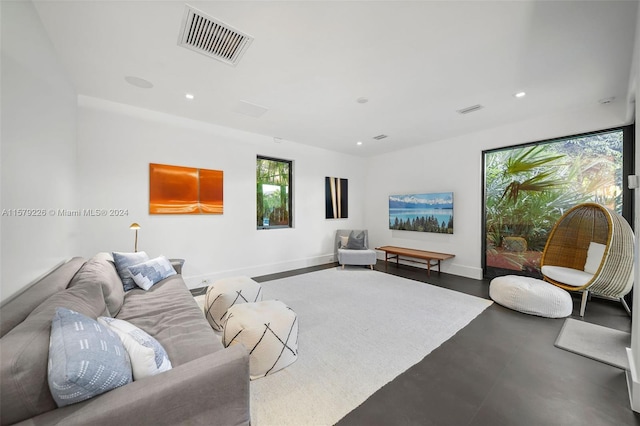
[223,300,298,380]
[204,276,263,331]
[489,275,573,318]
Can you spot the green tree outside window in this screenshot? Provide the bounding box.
[484,129,626,277]
[257,156,292,228]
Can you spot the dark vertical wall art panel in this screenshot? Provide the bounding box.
[325,177,348,219]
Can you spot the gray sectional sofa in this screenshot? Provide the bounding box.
[0,255,250,426]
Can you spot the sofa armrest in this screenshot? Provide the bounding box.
[19,345,250,426]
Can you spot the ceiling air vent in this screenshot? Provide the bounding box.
[456,104,484,115]
[373,134,388,140]
[178,5,253,67]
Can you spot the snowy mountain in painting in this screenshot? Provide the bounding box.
[389,193,453,209]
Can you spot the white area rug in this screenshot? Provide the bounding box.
[555,318,631,370]
[198,268,492,425]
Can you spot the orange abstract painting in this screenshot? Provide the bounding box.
[198,168,224,214]
[149,163,223,214]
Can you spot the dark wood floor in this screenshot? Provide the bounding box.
[196,261,640,425]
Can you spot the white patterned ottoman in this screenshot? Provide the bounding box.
[204,276,263,331]
[489,275,573,318]
[223,300,298,380]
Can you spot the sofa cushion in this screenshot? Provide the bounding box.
[113,252,149,291]
[69,255,124,317]
[0,257,86,338]
[98,317,172,380]
[541,265,593,287]
[128,256,177,291]
[48,308,132,407]
[338,248,377,266]
[0,277,107,425]
[117,275,223,367]
[346,230,366,249]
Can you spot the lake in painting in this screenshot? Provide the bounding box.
[389,192,453,234]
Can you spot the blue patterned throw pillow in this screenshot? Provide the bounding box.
[113,251,149,291]
[127,256,176,291]
[48,308,132,407]
[98,317,172,380]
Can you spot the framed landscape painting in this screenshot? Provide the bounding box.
[149,163,223,214]
[389,192,453,233]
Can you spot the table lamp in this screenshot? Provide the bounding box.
[129,223,141,252]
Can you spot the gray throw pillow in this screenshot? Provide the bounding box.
[112,251,149,291]
[48,308,132,407]
[346,231,366,250]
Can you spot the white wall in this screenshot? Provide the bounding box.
[76,96,366,288]
[364,102,630,280]
[0,1,633,303]
[0,0,78,302]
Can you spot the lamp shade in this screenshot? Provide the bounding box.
[129,223,141,230]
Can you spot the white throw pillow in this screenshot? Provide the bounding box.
[584,242,606,274]
[97,317,172,380]
[339,236,349,248]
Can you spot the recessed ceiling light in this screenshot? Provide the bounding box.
[356,97,369,104]
[185,93,195,100]
[124,76,153,89]
[514,91,526,98]
[356,141,363,146]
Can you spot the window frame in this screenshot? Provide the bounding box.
[481,125,634,279]
[256,155,293,230]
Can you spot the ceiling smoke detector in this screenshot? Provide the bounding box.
[178,5,253,67]
[456,104,484,115]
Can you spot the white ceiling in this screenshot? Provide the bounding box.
[32,0,638,157]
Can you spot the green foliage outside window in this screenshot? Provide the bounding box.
[484,129,624,275]
[257,156,292,228]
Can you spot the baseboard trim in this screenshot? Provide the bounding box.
[627,348,640,412]
[374,254,483,280]
[185,254,485,289]
[182,254,334,289]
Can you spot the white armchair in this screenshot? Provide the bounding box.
[335,229,377,270]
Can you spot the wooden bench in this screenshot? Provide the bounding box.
[375,246,455,277]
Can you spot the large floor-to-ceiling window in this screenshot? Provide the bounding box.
[483,126,634,279]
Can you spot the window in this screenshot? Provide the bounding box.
[257,156,292,229]
[482,126,634,279]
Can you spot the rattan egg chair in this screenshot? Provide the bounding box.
[540,202,634,316]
